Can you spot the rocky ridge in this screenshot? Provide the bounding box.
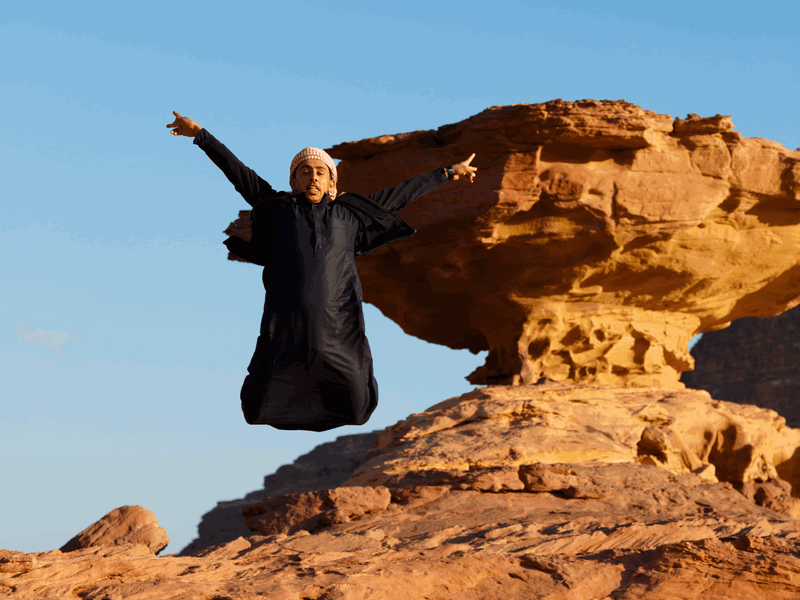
[5,385,800,599]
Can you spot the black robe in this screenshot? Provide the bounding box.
[194,129,448,431]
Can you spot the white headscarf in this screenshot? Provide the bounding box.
[290,147,338,199]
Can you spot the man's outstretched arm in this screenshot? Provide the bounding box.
[167,111,277,207]
[367,153,478,212]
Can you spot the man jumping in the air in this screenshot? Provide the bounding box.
[167,111,477,432]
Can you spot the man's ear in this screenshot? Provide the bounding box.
[290,177,296,192]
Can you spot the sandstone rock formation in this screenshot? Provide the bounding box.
[179,429,380,555]
[8,385,800,598]
[243,485,392,536]
[227,100,800,388]
[6,527,800,600]
[683,305,800,427]
[343,385,800,516]
[59,505,169,555]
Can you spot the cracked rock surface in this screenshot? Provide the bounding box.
[6,385,800,599]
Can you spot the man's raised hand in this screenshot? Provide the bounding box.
[452,153,477,183]
[167,111,202,137]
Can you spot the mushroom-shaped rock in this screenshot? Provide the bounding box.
[60,505,170,555]
[226,100,800,388]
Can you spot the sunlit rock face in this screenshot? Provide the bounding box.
[227,100,800,387]
[327,100,800,387]
[8,386,800,599]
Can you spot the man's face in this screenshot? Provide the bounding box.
[291,159,331,203]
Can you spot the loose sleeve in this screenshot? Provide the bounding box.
[367,169,449,212]
[194,129,279,207]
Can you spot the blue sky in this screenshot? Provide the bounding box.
[2,1,798,554]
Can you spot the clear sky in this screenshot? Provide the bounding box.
[2,1,798,554]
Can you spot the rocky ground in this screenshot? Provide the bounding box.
[4,384,800,599]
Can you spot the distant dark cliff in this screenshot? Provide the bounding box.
[682,305,800,427]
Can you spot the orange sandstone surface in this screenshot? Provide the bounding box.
[324,100,800,388]
[5,385,800,599]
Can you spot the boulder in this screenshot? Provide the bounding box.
[59,505,169,555]
[242,486,391,536]
[179,430,380,554]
